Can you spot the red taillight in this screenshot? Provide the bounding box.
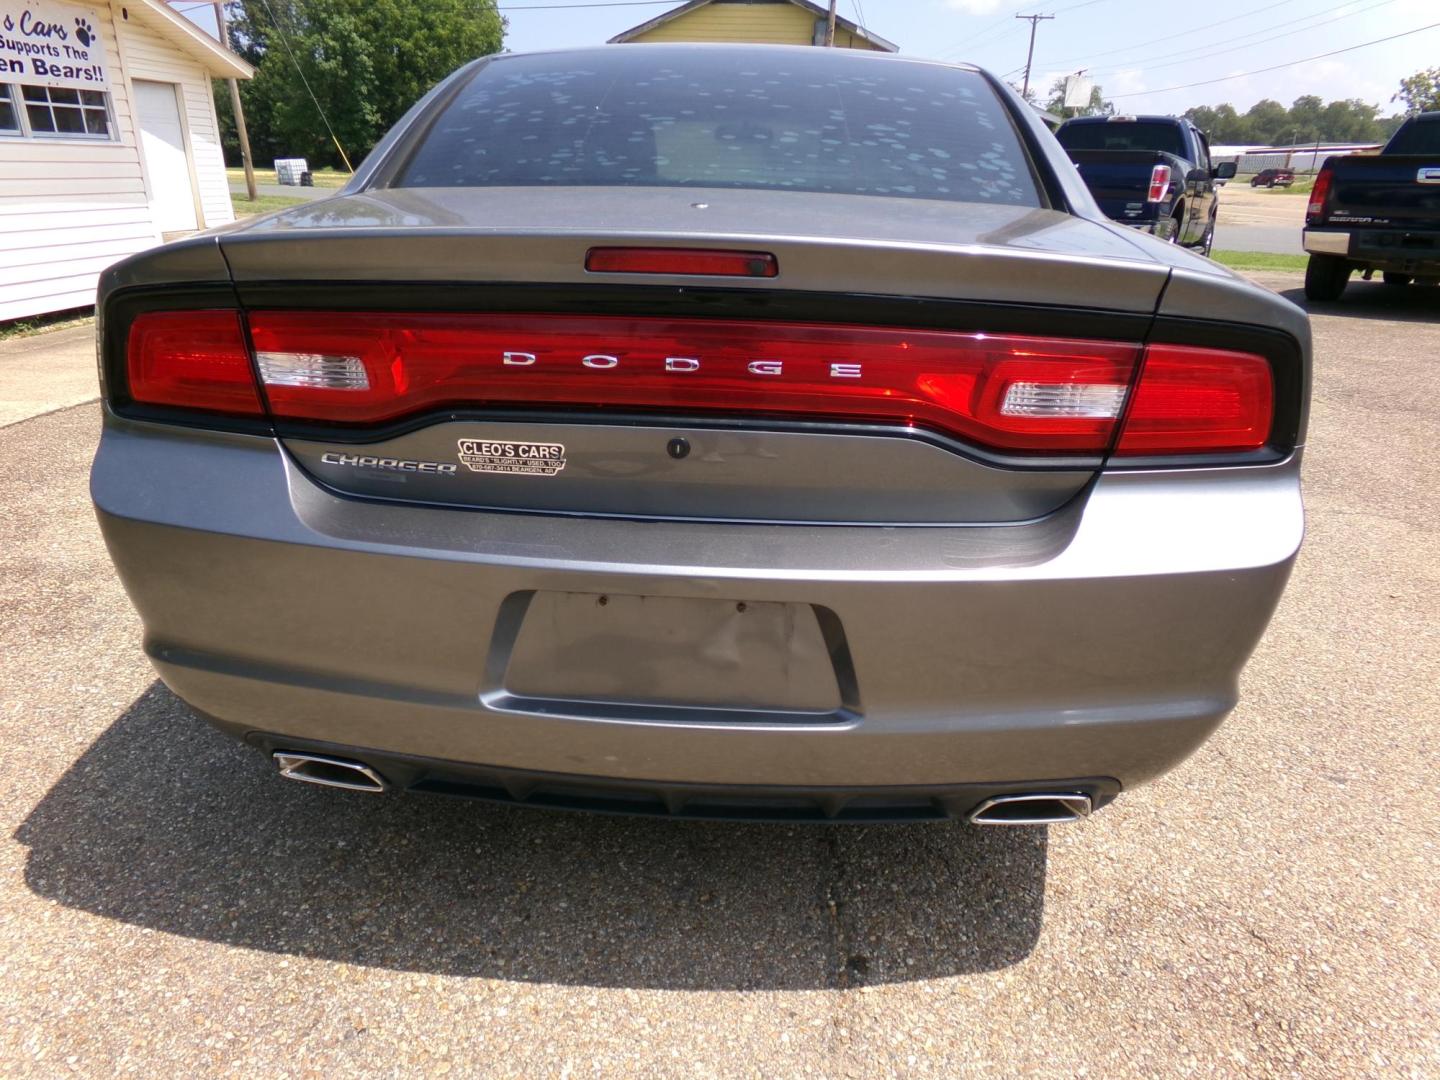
[1114,344,1273,455]
[122,311,1277,459]
[1306,167,1333,224]
[1146,164,1172,203]
[126,310,263,416]
[585,247,779,277]
[247,312,1140,453]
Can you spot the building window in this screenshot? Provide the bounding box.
[0,85,20,134]
[0,84,116,140]
[21,85,113,138]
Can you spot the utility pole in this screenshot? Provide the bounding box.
[823,0,837,46]
[1015,13,1053,101]
[212,0,257,201]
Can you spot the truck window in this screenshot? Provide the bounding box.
[1057,121,1185,158]
[1193,128,1211,173]
[1385,120,1440,155]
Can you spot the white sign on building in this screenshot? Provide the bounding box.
[0,0,110,91]
[0,0,253,322]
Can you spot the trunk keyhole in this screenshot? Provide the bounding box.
[667,438,690,460]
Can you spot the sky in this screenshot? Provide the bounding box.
[178,0,1439,116]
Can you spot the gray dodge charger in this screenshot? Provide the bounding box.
[91,45,1308,824]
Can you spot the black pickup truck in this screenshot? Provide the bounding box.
[1056,115,1236,254]
[1303,112,1440,301]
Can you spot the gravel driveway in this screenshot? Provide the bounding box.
[1,276,1436,1078]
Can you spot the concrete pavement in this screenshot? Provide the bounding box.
[229,182,330,201]
[1214,186,1306,255]
[0,323,98,428]
[0,276,1437,1077]
[1213,223,1303,255]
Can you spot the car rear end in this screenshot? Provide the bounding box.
[1056,118,1188,238]
[1303,116,1440,295]
[91,47,1308,823]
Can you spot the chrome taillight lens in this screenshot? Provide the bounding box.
[1146,164,1172,203]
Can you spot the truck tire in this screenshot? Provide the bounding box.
[1382,272,1412,286]
[1304,254,1351,302]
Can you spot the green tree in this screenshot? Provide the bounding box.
[1242,98,1288,145]
[1184,103,1249,143]
[1044,77,1114,118]
[1394,67,1440,113]
[217,0,505,169]
[1319,99,1384,143]
[1185,96,1395,146]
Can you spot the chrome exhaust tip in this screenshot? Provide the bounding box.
[966,792,1092,826]
[273,752,387,794]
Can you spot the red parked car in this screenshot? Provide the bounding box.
[1250,168,1295,188]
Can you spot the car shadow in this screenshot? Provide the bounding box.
[1278,280,1440,323]
[15,683,1047,990]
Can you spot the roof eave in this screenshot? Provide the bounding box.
[132,0,255,79]
[608,0,898,52]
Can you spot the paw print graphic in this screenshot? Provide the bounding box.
[73,17,94,48]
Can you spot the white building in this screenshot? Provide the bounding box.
[1210,143,1384,174]
[1,0,251,320]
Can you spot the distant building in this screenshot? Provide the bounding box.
[2,0,252,320]
[1210,143,1383,174]
[609,0,897,52]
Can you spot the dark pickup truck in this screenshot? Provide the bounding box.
[1303,112,1440,301]
[1056,115,1236,255]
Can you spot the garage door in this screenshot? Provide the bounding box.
[134,80,199,233]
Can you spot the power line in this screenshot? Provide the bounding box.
[1044,0,1301,68]
[935,24,1021,61]
[1087,0,1400,79]
[1109,19,1440,99]
[253,0,354,171]
[934,0,1105,66]
[932,7,1034,62]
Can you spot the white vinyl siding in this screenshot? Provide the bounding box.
[0,1,243,321]
[0,4,157,321]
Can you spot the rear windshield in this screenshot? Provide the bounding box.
[1385,118,1440,155]
[1057,121,1185,158]
[395,50,1040,206]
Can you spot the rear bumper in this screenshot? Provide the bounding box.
[1305,227,1440,271]
[92,417,1303,795]
[1303,230,1351,256]
[246,735,1122,823]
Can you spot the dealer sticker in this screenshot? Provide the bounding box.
[457,438,567,476]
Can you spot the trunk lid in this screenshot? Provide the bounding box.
[1064,150,1182,222]
[220,188,1167,525]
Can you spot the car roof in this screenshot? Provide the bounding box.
[1060,115,1183,125]
[483,42,981,74]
